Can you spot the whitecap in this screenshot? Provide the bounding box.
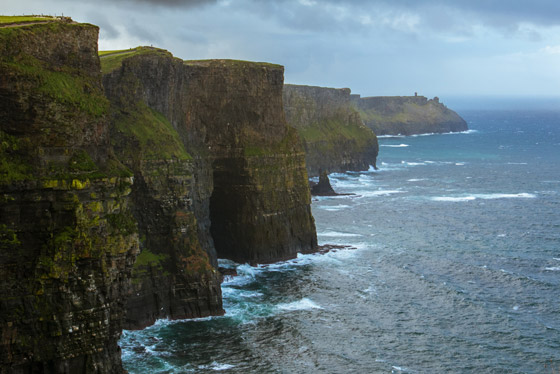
[545,266,560,271]
[553,258,560,261]
[354,190,405,198]
[407,178,426,182]
[318,231,362,237]
[317,204,351,211]
[277,298,323,311]
[380,144,409,147]
[455,162,465,166]
[477,193,536,199]
[406,162,426,166]
[431,196,476,202]
[198,362,235,371]
[431,193,536,202]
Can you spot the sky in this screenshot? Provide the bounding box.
[4,0,560,105]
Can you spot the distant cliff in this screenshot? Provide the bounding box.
[283,84,378,176]
[351,95,468,136]
[0,19,138,373]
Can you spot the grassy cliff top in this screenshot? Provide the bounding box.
[184,59,283,69]
[0,15,74,26]
[99,46,173,74]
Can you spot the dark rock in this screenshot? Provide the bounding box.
[0,19,138,373]
[310,171,337,196]
[102,50,318,268]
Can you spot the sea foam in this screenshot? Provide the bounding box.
[277,298,323,311]
[431,193,536,202]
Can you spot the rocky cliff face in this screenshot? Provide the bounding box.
[102,51,317,266]
[351,95,468,135]
[101,49,224,329]
[283,84,378,176]
[0,20,138,373]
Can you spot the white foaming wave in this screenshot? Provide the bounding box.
[508,162,528,165]
[277,298,323,311]
[354,189,405,198]
[403,161,426,166]
[477,193,536,199]
[553,258,560,261]
[317,204,351,211]
[431,196,477,202]
[455,162,465,166]
[198,362,235,371]
[545,266,560,271]
[431,193,536,202]
[380,144,409,147]
[318,230,362,237]
[407,178,426,182]
[377,134,405,138]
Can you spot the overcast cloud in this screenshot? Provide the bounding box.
[4,0,560,100]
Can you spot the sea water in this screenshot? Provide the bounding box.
[120,109,560,373]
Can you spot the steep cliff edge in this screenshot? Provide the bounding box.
[351,95,468,136]
[283,84,378,176]
[0,19,138,373]
[101,48,223,329]
[102,48,316,267]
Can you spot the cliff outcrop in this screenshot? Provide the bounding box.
[101,49,224,329]
[102,50,317,267]
[351,95,468,136]
[283,84,378,176]
[0,19,138,373]
[1,17,318,372]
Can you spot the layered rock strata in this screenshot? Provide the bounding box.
[0,20,138,373]
[351,95,468,135]
[102,62,224,329]
[283,84,378,176]
[102,49,317,289]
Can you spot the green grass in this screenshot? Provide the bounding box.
[112,103,192,162]
[298,117,376,150]
[184,58,283,69]
[99,46,172,74]
[0,15,56,24]
[0,52,109,117]
[0,130,32,184]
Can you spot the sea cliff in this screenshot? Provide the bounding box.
[0,17,318,373]
[101,48,317,268]
[351,95,468,136]
[283,84,378,176]
[0,19,138,373]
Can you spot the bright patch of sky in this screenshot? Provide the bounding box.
[4,0,560,103]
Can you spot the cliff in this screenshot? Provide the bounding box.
[1,17,318,371]
[351,95,468,136]
[101,48,223,329]
[102,50,317,267]
[0,18,138,373]
[283,84,378,176]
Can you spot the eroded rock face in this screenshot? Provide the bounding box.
[0,21,138,373]
[102,56,224,327]
[102,49,317,322]
[283,84,379,176]
[351,95,468,136]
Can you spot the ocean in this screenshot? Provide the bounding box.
[120,109,560,373]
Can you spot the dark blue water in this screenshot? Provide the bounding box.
[121,110,560,373]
